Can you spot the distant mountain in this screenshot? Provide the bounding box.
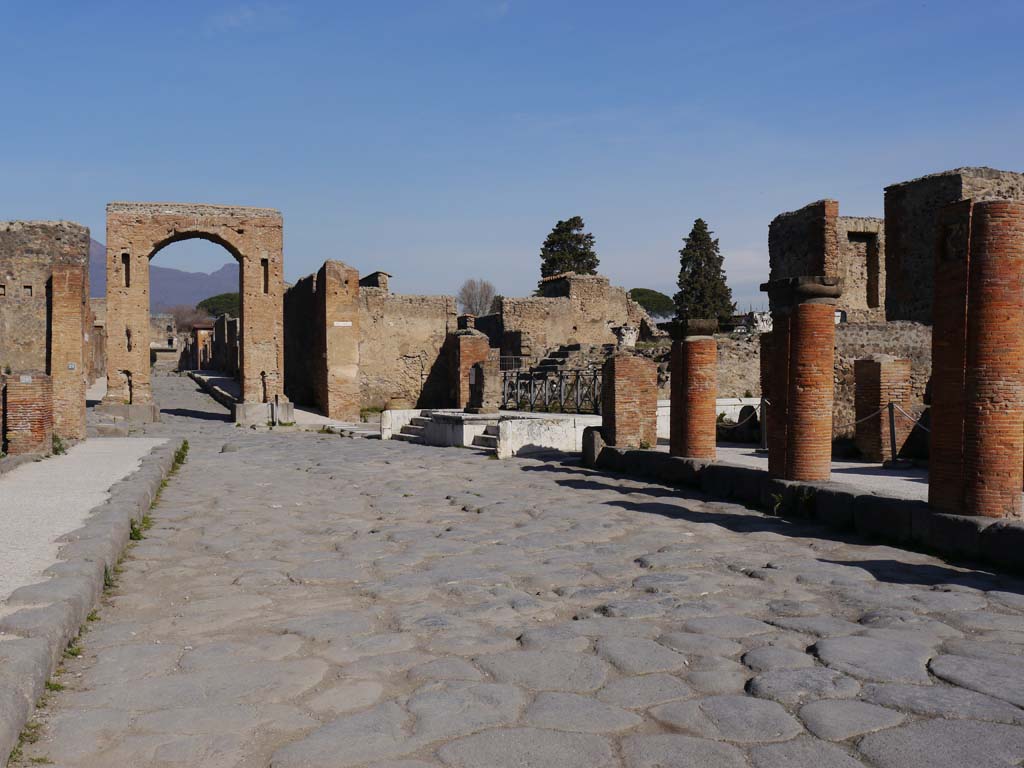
[89,238,239,310]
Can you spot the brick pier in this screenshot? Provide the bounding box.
[670,335,717,460]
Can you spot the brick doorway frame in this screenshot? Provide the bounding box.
[101,202,285,407]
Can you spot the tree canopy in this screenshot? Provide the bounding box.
[673,218,735,326]
[628,288,674,319]
[538,216,599,288]
[456,278,497,316]
[197,292,240,318]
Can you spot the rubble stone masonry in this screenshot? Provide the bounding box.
[601,353,657,449]
[359,288,457,409]
[885,167,1024,322]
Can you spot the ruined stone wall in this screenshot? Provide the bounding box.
[358,288,457,409]
[768,200,840,281]
[716,336,762,398]
[210,315,239,376]
[884,167,1024,322]
[837,216,885,323]
[500,273,651,358]
[0,221,89,440]
[150,313,177,349]
[688,322,932,439]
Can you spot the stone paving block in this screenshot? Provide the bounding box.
[798,698,905,740]
[812,486,859,530]
[437,727,616,768]
[857,719,1024,768]
[620,733,748,768]
[853,496,917,543]
[980,520,1024,574]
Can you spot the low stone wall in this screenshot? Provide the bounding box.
[497,414,598,459]
[0,439,180,765]
[587,443,1022,575]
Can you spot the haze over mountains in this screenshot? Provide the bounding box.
[89,239,238,310]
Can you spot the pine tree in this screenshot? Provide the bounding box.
[673,218,735,326]
[538,216,599,288]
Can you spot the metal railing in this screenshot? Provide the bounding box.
[501,369,602,413]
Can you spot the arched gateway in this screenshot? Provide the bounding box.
[101,202,287,420]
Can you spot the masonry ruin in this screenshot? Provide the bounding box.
[0,221,90,454]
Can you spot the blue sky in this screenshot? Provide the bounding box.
[2,1,1022,309]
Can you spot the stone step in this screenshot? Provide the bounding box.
[483,425,500,436]
[91,423,130,438]
[409,417,432,427]
[392,432,424,444]
[471,434,498,450]
[400,424,425,436]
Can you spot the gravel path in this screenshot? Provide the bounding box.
[14,376,1024,767]
[0,437,166,601]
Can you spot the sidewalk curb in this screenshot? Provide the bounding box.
[0,438,180,765]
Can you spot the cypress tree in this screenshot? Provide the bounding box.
[538,216,599,289]
[673,218,735,325]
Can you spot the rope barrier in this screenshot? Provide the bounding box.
[894,403,930,432]
[717,409,761,430]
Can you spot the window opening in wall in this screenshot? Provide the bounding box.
[23,285,32,297]
[122,253,131,287]
[261,258,269,294]
[0,284,5,297]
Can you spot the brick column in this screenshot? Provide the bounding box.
[963,201,1024,518]
[449,331,492,409]
[3,373,53,455]
[854,355,912,462]
[763,313,791,478]
[670,336,717,459]
[785,301,836,481]
[50,264,87,440]
[601,352,657,448]
[929,201,974,512]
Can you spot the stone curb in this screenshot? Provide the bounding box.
[0,438,180,765]
[589,444,1018,575]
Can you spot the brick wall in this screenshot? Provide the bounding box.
[854,356,912,462]
[448,331,493,409]
[49,264,87,440]
[601,353,657,448]
[2,374,53,455]
[928,200,973,512]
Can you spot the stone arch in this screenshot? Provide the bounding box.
[101,202,285,411]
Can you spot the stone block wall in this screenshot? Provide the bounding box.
[359,288,457,409]
[601,353,657,448]
[2,374,53,455]
[885,167,1024,323]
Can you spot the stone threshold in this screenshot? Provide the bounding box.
[588,443,1022,576]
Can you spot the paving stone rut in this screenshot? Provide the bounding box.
[15,376,1024,767]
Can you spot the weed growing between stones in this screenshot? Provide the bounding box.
[129,519,143,541]
[50,435,65,456]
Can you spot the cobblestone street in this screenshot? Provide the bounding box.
[17,377,1024,767]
